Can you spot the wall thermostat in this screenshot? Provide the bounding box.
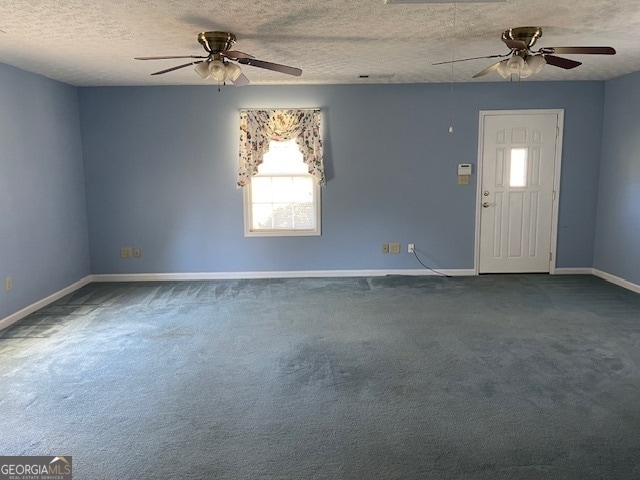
[458,164,473,175]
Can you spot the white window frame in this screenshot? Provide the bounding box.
[243,141,321,237]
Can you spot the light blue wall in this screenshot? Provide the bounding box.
[0,63,90,320]
[594,71,640,285]
[79,81,604,274]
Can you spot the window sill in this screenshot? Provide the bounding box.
[244,228,321,238]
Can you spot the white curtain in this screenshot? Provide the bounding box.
[238,109,324,186]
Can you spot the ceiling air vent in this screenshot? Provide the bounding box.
[384,0,506,3]
[358,74,396,79]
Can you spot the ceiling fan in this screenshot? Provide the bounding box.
[435,27,616,79]
[135,31,302,86]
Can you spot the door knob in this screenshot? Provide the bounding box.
[483,191,490,196]
[482,202,491,208]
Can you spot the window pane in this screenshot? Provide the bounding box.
[272,203,294,229]
[291,177,314,203]
[252,204,274,229]
[271,177,294,203]
[510,148,527,187]
[293,203,315,229]
[251,177,273,203]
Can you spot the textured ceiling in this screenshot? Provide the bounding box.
[0,0,639,86]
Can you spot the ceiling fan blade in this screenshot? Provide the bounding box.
[150,61,204,75]
[433,53,508,66]
[135,55,207,60]
[472,61,502,78]
[222,50,255,60]
[502,38,528,50]
[543,55,582,70]
[237,58,302,76]
[232,73,251,87]
[542,46,616,55]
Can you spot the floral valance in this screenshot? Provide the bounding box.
[238,109,324,187]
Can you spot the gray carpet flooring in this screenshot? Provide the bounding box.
[1,274,640,479]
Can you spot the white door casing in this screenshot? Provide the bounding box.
[476,110,563,274]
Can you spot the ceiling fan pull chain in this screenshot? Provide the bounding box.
[448,2,457,133]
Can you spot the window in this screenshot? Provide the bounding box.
[238,109,324,237]
[244,139,321,236]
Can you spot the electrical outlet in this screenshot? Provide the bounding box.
[389,243,401,254]
[133,248,142,258]
[5,276,13,292]
[458,175,470,185]
[382,244,389,254]
[120,247,132,258]
[408,244,415,253]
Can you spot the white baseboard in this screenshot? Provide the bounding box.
[0,276,93,332]
[90,268,477,283]
[554,268,594,275]
[593,269,640,295]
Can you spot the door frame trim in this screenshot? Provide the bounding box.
[474,109,565,275]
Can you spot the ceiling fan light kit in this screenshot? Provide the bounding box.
[435,26,616,81]
[194,61,211,80]
[225,62,243,82]
[506,55,525,74]
[208,60,227,82]
[496,53,547,79]
[526,54,547,74]
[135,31,302,86]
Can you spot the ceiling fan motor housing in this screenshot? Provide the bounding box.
[198,31,237,53]
[502,26,543,49]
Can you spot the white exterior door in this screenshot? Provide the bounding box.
[478,111,562,274]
